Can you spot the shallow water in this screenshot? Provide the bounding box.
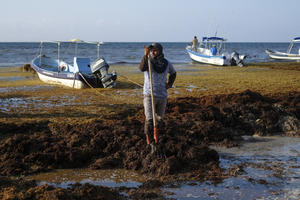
[0,76,34,81]
[0,94,92,112]
[27,169,147,189]
[165,136,300,199]
[0,85,53,93]
[25,136,300,199]
[115,89,142,96]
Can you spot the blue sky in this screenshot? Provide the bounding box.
[1,0,299,42]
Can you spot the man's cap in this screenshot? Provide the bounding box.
[148,42,163,52]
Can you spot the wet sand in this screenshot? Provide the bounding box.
[0,63,299,199]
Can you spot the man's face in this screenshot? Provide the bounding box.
[150,48,160,58]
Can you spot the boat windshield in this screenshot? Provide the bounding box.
[287,38,300,54]
[201,37,225,54]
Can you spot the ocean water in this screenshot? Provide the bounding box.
[0,42,299,67]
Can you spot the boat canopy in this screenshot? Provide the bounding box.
[40,40,103,45]
[37,39,104,66]
[70,38,84,43]
[292,37,300,42]
[202,37,226,42]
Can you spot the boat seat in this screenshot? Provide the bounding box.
[73,57,92,73]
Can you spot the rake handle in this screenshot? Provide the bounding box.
[147,54,158,144]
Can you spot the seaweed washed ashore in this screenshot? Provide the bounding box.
[0,63,299,199]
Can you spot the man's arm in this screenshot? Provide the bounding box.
[139,55,148,72]
[139,46,150,72]
[166,72,176,89]
[166,62,176,89]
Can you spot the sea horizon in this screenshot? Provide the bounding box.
[0,42,298,67]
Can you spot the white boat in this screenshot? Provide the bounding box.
[31,39,117,89]
[265,37,300,60]
[186,36,246,66]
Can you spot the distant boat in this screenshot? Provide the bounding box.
[265,37,300,60]
[31,40,117,89]
[186,36,246,66]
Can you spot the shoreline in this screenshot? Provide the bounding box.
[1,59,300,69]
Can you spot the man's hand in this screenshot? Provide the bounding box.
[144,46,150,56]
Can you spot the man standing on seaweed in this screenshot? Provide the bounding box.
[139,43,176,147]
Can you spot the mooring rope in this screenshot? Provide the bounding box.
[117,74,143,88]
[78,72,108,97]
[78,72,144,102]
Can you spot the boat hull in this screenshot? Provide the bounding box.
[265,49,300,60]
[36,71,87,89]
[31,56,102,89]
[186,47,226,66]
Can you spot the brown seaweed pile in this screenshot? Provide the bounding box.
[0,90,299,177]
[0,176,126,200]
[0,90,299,199]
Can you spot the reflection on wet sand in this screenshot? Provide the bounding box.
[165,136,300,199]
[27,169,147,188]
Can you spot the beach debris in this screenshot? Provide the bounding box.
[21,64,36,73]
[278,115,300,136]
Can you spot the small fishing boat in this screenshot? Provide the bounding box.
[265,37,300,60]
[186,36,246,66]
[31,39,117,89]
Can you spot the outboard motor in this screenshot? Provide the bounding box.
[91,58,117,88]
[230,51,246,67]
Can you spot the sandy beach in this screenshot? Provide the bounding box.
[0,62,299,199]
